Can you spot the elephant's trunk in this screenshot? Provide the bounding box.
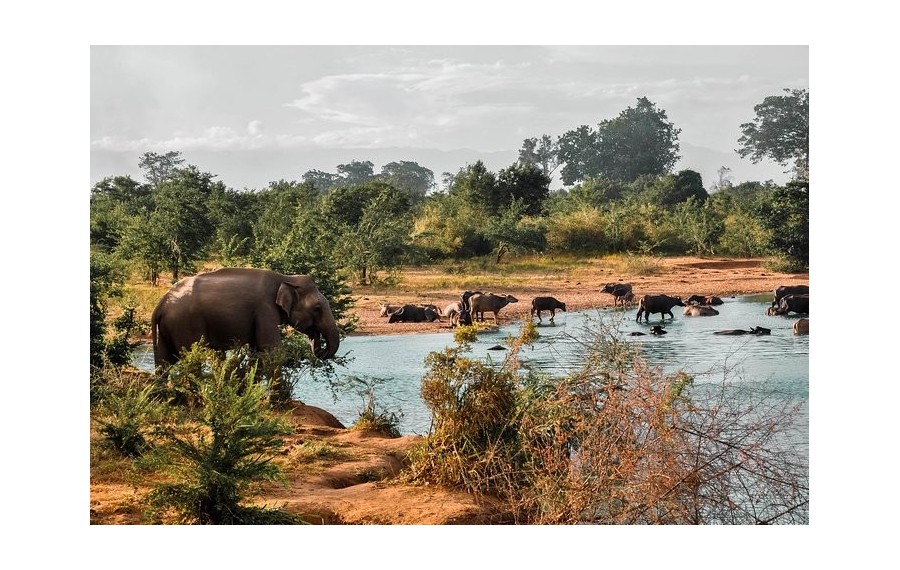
[311,324,340,360]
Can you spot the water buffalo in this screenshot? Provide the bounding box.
[636,294,685,323]
[460,290,484,312]
[379,303,401,317]
[772,285,809,308]
[793,318,809,335]
[531,296,566,323]
[769,294,809,316]
[687,295,723,306]
[443,301,463,318]
[601,283,634,306]
[649,325,667,335]
[714,326,771,336]
[469,293,519,324]
[442,301,473,328]
[451,309,473,328]
[387,304,440,323]
[683,305,720,316]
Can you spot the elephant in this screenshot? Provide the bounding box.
[150,268,340,368]
[469,293,519,324]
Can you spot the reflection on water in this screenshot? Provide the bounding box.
[132,296,808,448]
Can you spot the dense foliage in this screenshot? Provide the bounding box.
[408,322,808,524]
[89,90,809,367]
[738,88,809,180]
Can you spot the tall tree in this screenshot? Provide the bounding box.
[251,180,319,258]
[518,134,560,179]
[596,96,681,182]
[90,175,152,251]
[496,162,551,216]
[336,160,375,186]
[448,161,498,212]
[117,165,217,284]
[139,151,185,185]
[379,160,435,206]
[557,125,602,186]
[320,182,413,285]
[737,88,809,180]
[301,169,338,193]
[557,97,681,185]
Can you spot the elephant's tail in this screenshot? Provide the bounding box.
[150,303,163,368]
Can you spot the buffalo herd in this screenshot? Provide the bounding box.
[378,283,809,336]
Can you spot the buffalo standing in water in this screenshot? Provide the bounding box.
[768,294,809,316]
[530,296,567,323]
[636,294,685,323]
[772,285,809,308]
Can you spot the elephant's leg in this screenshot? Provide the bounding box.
[254,318,282,352]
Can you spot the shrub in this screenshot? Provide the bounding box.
[145,347,300,524]
[92,368,166,458]
[545,207,607,253]
[409,317,808,524]
[351,379,403,438]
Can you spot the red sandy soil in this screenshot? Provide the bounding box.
[90,256,808,525]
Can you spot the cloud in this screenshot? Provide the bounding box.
[90,48,807,157]
[247,120,264,136]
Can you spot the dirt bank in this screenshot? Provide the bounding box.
[92,256,809,525]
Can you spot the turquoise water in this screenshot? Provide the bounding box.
[131,295,808,447]
[291,295,808,441]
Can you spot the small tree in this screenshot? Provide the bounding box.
[754,180,809,271]
[146,346,299,524]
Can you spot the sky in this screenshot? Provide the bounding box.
[90,45,808,191]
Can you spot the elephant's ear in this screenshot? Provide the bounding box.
[276,282,298,315]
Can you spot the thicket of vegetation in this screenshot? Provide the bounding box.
[408,319,808,524]
[90,89,809,524]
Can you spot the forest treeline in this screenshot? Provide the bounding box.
[90,90,809,365]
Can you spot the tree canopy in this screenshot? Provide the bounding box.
[737,88,809,180]
[558,97,681,185]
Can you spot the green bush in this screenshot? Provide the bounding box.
[349,377,403,438]
[92,368,166,457]
[145,347,300,524]
[408,318,809,524]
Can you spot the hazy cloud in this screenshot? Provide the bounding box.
[91,46,808,188]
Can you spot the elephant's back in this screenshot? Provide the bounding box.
[156,269,276,319]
